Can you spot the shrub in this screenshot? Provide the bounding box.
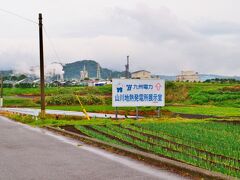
[46,94,78,105]
[46,94,105,105]
[165,83,189,103]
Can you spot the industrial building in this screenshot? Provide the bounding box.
[176,71,200,82]
[131,70,151,79]
[80,65,89,80]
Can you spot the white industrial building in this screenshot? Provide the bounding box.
[131,70,151,79]
[176,71,200,82]
[80,65,89,80]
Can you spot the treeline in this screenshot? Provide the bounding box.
[204,78,240,83]
[2,83,38,88]
[3,74,27,81]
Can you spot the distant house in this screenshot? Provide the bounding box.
[15,78,40,88]
[3,80,15,88]
[131,70,151,79]
[176,71,200,82]
[51,80,62,87]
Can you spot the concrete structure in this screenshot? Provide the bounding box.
[96,63,101,80]
[131,70,151,79]
[45,63,64,81]
[176,71,200,82]
[125,56,130,79]
[80,65,88,80]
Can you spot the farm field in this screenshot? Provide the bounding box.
[67,119,240,178]
[2,82,240,118]
[164,105,240,117]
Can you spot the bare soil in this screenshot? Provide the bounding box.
[212,120,240,125]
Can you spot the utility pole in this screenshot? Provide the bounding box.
[39,13,45,118]
[0,76,3,108]
[125,55,130,79]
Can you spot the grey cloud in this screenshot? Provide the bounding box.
[192,20,240,36]
[111,5,199,42]
[64,5,199,42]
[0,51,37,71]
[1,3,240,76]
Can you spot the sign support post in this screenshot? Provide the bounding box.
[157,107,160,118]
[136,107,139,120]
[115,107,118,120]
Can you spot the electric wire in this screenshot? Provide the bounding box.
[0,8,38,25]
[43,26,61,62]
[0,8,62,64]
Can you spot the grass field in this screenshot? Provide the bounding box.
[2,85,111,96]
[4,96,38,107]
[164,105,240,117]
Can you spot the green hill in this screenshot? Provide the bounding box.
[63,60,124,80]
[0,70,13,76]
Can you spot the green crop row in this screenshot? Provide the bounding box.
[122,124,218,154]
[74,125,131,148]
[105,124,240,168]
[134,122,240,159]
[124,123,240,165]
[86,125,240,178]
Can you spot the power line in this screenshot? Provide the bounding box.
[43,26,61,62]
[0,8,38,24]
[0,8,62,62]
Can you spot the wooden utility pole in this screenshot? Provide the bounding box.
[39,13,45,118]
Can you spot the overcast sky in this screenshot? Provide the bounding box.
[1,0,240,75]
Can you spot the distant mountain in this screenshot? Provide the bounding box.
[63,60,124,80]
[0,70,13,76]
[3,61,240,81]
[199,74,240,81]
[156,75,176,81]
[63,60,240,81]
[154,74,240,81]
